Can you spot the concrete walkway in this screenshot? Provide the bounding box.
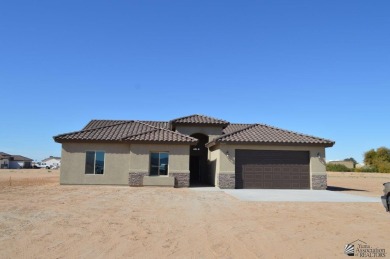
[222,189,380,202]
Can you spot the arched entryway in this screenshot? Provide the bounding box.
[190,133,209,186]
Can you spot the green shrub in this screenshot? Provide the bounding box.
[354,166,378,173]
[377,162,390,173]
[326,163,353,172]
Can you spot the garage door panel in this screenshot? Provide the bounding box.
[273,167,282,173]
[291,183,300,188]
[235,150,310,189]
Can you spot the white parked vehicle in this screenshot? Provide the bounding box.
[41,156,61,169]
[50,164,60,170]
[34,162,51,169]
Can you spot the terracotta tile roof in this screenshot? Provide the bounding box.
[83,120,168,130]
[82,120,128,130]
[122,124,198,143]
[170,114,229,126]
[140,121,169,129]
[54,114,334,147]
[54,121,197,144]
[223,124,252,134]
[207,123,335,147]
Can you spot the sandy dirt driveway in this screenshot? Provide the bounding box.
[0,170,389,258]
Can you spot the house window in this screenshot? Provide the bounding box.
[150,152,169,176]
[85,151,105,174]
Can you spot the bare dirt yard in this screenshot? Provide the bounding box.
[0,169,389,258]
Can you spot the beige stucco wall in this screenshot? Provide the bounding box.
[61,142,191,185]
[214,144,327,189]
[209,148,220,186]
[129,143,190,175]
[60,143,131,185]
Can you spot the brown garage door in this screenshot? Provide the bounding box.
[235,150,310,189]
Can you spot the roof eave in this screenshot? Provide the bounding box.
[206,140,335,148]
[53,138,197,145]
[53,138,123,144]
[122,140,197,145]
[205,140,217,148]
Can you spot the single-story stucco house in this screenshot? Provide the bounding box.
[53,114,334,189]
[0,152,33,169]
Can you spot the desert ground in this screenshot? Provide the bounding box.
[0,169,389,258]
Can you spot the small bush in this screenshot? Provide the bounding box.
[326,163,353,172]
[377,162,390,173]
[354,166,379,173]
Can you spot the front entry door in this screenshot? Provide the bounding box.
[189,133,209,186]
[190,156,200,183]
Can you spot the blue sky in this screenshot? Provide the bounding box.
[0,0,389,163]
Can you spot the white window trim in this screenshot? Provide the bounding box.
[85,150,106,175]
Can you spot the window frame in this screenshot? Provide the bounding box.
[85,150,105,175]
[149,151,169,176]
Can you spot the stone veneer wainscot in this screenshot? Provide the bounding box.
[312,174,327,190]
[170,172,190,188]
[218,173,235,189]
[129,172,147,186]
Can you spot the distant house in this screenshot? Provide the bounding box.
[42,156,61,168]
[54,114,335,190]
[0,152,10,169]
[0,152,33,169]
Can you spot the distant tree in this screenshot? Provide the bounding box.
[363,147,390,173]
[364,149,377,166]
[376,147,390,162]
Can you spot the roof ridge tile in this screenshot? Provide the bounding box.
[119,128,158,141]
[170,114,229,125]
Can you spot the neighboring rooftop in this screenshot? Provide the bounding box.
[0,152,33,161]
[42,156,61,162]
[10,155,33,162]
[0,152,11,159]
